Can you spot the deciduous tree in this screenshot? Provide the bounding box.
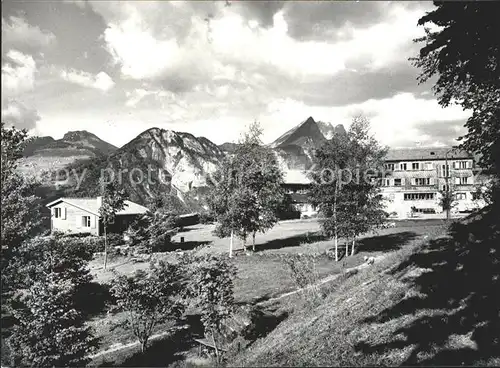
[6,235,97,367]
[309,116,387,260]
[207,122,284,256]
[412,2,500,179]
[110,260,186,353]
[186,254,236,364]
[98,180,127,269]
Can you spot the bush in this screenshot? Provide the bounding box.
[280,253,323,302]
[106,233,123,247]
[71,236,104,253]
[199,211,214,224]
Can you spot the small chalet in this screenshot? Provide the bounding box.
[46,197,149,236]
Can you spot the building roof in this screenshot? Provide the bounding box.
[386,147,471,162]
[46,197,149,216]
[283,170,312,185]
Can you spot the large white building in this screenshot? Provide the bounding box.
[381,147,487,218]
[281,147,488,219]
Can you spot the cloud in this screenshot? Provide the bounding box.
[60,69,115,91]
[102,12,181,80]
[2,15,56,53]
[263,93,470,148]
[125,87,175,107]
[1,50,37,96]
[1,100,41,131]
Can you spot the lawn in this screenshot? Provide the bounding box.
[232,208,500,366]
[87,218,449,366]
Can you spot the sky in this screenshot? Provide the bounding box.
[1,0,471,148]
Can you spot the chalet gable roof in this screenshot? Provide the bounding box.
[46,197,149,217]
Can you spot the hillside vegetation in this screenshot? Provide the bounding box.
[232,206,500,366]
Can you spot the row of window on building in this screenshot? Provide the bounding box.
[402,192,468,201]
[383,176,471,187]
[384,161,472,172]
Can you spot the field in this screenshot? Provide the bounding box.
[88,218,449,366]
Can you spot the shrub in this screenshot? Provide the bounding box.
[106,233,123,247]
[280,253,322,302]
[199,211,214,224]
[78,236,104,253]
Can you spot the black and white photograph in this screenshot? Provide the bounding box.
[1,0,499,366]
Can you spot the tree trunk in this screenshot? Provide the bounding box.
[333,180,338,262]
[104,225,108,270]
[141,340,148,354]
[345,239,349,259]
[351,239,356,256]
[446,208,450,221]
[211,330,220,364]
[229,230,234,258]
[252,231,256,252]
[334,233,338,262]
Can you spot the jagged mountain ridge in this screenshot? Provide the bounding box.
[270,117,345,171]
[119,128,225,192]
[49,118,343,208]
[65,128,226,207]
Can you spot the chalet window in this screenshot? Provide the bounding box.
[455,192,467,200]
[385,163,395,171]
[394,179,402,186]
[458,161,467,169]
[459,177,469,185]
[54,208,61,218]
[384,179,391,186]
[412,163,419,170]
[472,192,481,200]
[400,163,407,171]
[424,162,433,170]
[82,216,91,227]
[404,193,435,201]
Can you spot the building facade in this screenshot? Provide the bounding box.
[381,147,486,218]
[46,197,149,236]
[281,170,317,218]
[280,147,488,219]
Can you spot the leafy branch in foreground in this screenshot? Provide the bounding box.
[110,259,187,353]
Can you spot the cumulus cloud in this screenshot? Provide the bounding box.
[92,1,428,89]
[3,1,460,148]
[2,15,56,53]
[1,50,37,96]
[60,69,115,91]
[1,100,41,131]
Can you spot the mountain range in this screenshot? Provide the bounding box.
[22,117,343,209]
[18,131,117,178]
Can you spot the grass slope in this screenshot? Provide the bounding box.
[232,207,500,367]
